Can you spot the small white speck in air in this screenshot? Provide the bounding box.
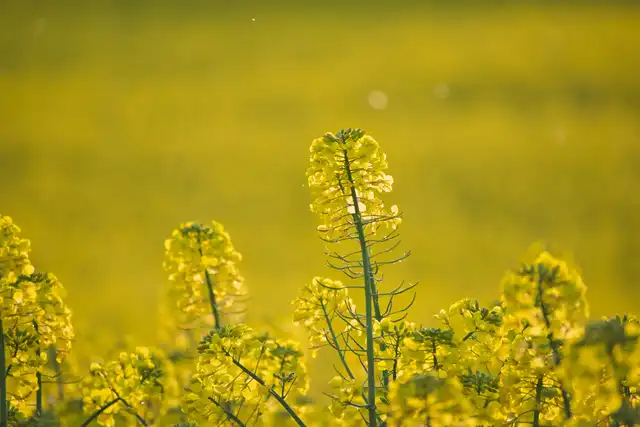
[252,17,256,22]
[33,18,46,37]
[554,128,567,145]
[368,90,388,110]
[433,83,450,99]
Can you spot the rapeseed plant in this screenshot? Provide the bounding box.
[162,221,246,336]
[1,128,639,426]
[160,221,248,420]
[80,347,173,427]
[303,129,413,427]
[1,216,74,426]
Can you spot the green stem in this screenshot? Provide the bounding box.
[536,274,572,419]
[320,295,381,423]
[49,346,64,401]
[209,397,246,427]
[343,151,379,427]
[391,335,401,381]
[0,319,7,427]
[607,346,634,427]
[432,340,438,372]
[34,321,42,417]
[106,382,149,426]
[227,352,306,427]
[36,367,42,417]
[80,397,120,427]
[197,236,222,330]
[320,299,355,380]
[532,375,543,427]
[119,396,149,426]
[204,270,222,330]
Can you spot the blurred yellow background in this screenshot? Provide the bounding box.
[1,0,639,376]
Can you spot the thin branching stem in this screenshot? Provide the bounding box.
[204,269,222,329]
[36,358,42,417]
[197,234,222,330]
[606,345,635,427]
[80,397,121,427]
[109,386,148,426]
[0,318,7,427]
[532,375,543,427]
[224,350,306,427]
[49,347,65,401]
[33,320,42,417]
[209,397,247,427]
[536,272,572,420]
[320,300,355,380]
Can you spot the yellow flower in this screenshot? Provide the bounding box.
[162,220,246,334]
[82,347,173,426]
[306,129,401,239]
[184,324,309,425]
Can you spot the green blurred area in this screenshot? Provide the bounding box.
[1,0,639,370]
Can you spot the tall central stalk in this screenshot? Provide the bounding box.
[343,152,378,427]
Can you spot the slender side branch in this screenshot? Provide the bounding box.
[209,397,247,427]
[537,273,572,419]
[118,396,149,426]
[225,350,306,427]
[0,318,7,427]
[204,270,222,330]
[36,362,42,417]
[80,398,121,427]
[33,321,42,417]
[532,375,543,427]
[197,236,222,330]
[320,300,355,380]
[49,346,65,401]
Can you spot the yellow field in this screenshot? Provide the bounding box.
[1,1,639,382]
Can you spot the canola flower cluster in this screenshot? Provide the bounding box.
[82,347,177,427]
[162,221,245,335]
[307,129,401,238]
[184,324,309,426]
[1,129,639,427]
[0,216,74,425]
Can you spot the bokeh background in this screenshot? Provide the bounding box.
[1,0,639,386]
